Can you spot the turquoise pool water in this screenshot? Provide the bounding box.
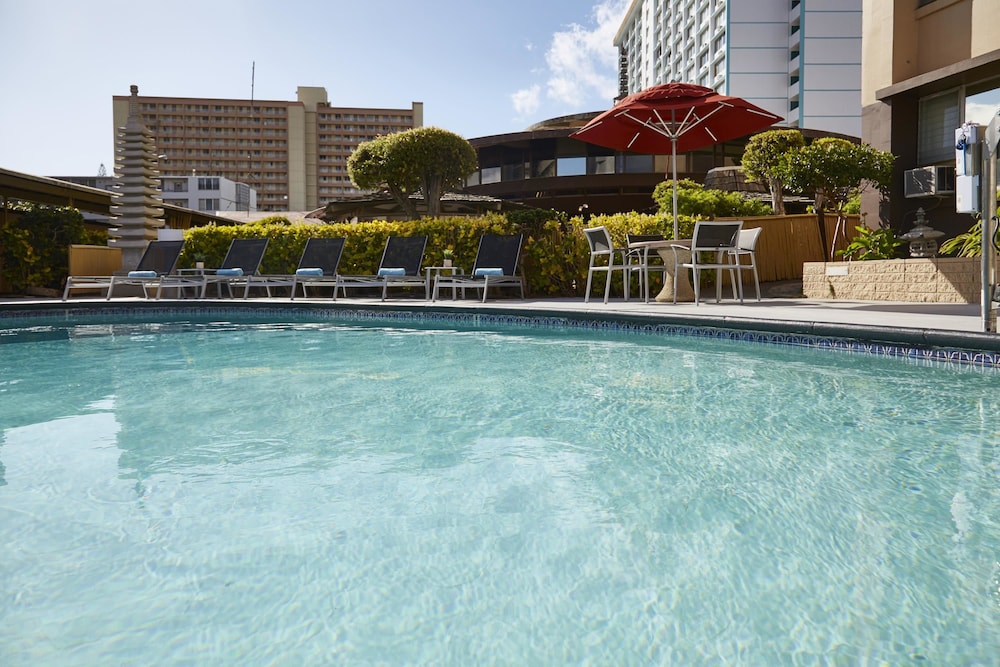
[1,316,998,665]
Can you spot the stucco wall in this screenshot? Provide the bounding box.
[803,258,980,303]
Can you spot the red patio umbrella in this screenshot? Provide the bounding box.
[570,82,782,240]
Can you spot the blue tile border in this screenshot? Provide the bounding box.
[2,303,1000,370]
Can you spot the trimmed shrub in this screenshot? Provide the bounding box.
[1,204,106,292]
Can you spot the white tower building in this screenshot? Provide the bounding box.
[614,0,861,137]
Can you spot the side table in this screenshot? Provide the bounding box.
[425,265,465,300]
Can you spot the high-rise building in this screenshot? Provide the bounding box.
[112,87,423,212]
[614,0,861,137]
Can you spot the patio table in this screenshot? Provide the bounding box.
[628,239,694,302]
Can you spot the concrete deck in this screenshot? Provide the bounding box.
[2,286,997,353]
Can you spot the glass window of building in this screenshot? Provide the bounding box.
[918,90,960,164]
[502,162,526,181]
[480,167,502,184]
[618,154,654,173]
[590,155,616,175]
[965,78,1000,125]
[533,159,556,178]
[557,157,586,176]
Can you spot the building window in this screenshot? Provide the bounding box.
[589,155,615,175]
[618,154,654,173]
[918,90,960,165]
[481,167,502,184]
[198,198,220,211]
[557,157,586,176]
[197,177,220,191]
[965,78,1000,125]
[533,159,556,178]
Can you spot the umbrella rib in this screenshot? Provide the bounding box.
[619,109,679,139]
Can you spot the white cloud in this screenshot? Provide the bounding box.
[511,85,542,116]
[509,0,629,122]
[545,0,628,107]
[966,102,1000,126]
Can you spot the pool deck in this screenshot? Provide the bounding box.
[3,283,999,354]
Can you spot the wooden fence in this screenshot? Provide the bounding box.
[732,214,861,282]
[68,244,122,277]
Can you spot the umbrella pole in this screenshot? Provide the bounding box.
[671,138,679,241]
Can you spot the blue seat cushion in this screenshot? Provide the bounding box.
[378,267,407,277]
[295,267,325,276]
[215,268,244,277]
[127,270,158,279]
[473,267,505,277]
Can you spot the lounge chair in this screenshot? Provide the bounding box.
[183,238,269,298]
[432,233,525,302]
[335,235,427,300]
[62,239,186,300]
[241,237,346,299]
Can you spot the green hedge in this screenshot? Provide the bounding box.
[3,205,698,297]
[178,211,697,298]
[1,204,107,292]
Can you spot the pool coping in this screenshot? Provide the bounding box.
[3,298,1000,368]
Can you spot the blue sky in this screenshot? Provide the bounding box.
[0,0,630,177]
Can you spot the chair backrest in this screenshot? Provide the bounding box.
[136,240,184,275]
[584,226,614,254]
[378,236,427,276]
[691,221,742,252]
[626,233,665,245]
[221,238,269,274]
[471,234,524,276]
[737,227,761,252]
[297,237,346,275]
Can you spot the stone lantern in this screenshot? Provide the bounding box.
[900,207,945,257]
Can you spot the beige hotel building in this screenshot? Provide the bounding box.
[112,87,422,213]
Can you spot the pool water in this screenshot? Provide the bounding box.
[1,317,998,665]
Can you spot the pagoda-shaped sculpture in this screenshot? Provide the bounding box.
[109,84,165,270]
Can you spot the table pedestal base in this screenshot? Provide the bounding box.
[653,247,695,302]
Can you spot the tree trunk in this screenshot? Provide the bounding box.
[386,184,419,220]
[423,176,442,219]
[815,192,829,261]
[768,177,785,215]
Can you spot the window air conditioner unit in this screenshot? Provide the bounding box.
[904,165,955,198]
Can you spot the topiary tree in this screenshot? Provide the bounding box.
[775,138,895,259]
[347,127,479,220]
[652,179,771,220]
[741,129,805,215]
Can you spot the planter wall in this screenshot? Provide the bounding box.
[802,258,980,303]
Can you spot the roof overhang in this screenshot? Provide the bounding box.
[0,166,239,227]
[0,167,112,214]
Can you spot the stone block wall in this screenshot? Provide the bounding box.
[802,258,981,303]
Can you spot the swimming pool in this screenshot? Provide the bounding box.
[1,311,998,665]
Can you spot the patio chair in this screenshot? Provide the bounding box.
[727,227,762,301]
[180,238,268,298]
[62,239,186,301]
[241,237,346,299]
[584,226,631,303]
[671,221,743,305]
[431,233,525,302]
[335,235,428,300]
[626,233,668,303]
